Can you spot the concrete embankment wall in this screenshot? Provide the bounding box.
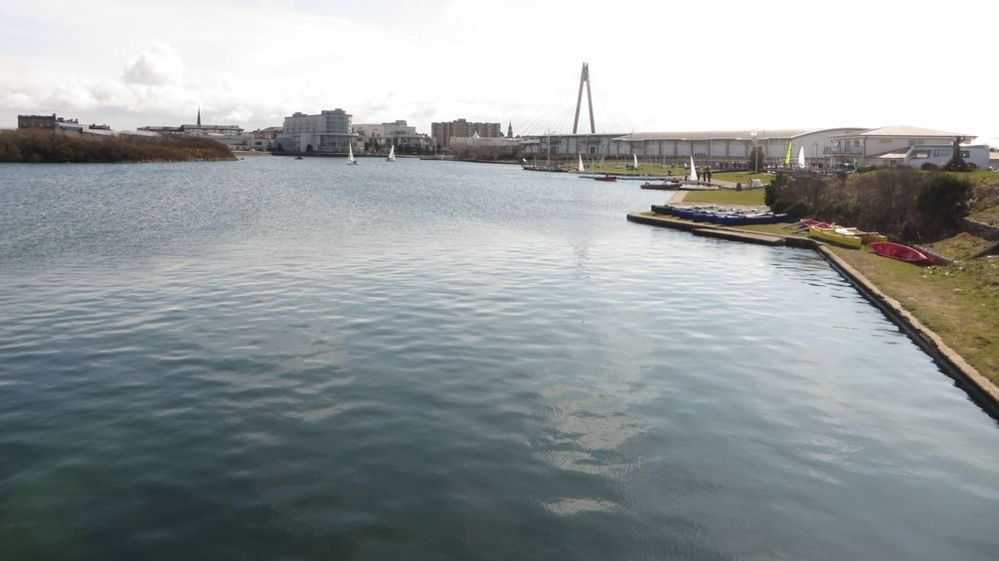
[962,218,999,241]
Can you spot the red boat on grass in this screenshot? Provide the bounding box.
[868,241,934,265]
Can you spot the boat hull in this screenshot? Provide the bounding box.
[808,226,862,248]
[868,242,933,265]
[641,182,682,190]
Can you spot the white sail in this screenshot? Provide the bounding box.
[386,145,395,161]
[577,154,584,173]
[797,146,806,169]
[633,153,639,169]
[689,155,698,183]
[347,143,357,164]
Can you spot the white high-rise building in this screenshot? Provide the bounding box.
[276,108,356,154]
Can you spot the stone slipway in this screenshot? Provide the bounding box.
[627,213,784,245]
[627,210,999,417]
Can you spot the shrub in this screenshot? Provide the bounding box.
[764,182,780,207]
[764,171,790,207]
[0,130,234,163]
[763,167,969,241]
[786,202,809,218]
[921,162,939,171]
[917,174,971,235]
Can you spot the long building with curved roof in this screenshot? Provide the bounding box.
[520,125,976,169]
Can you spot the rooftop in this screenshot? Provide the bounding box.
[616,128,866,142]
[832,125,966,138]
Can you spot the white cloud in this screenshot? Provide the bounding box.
[123,42,184,86]
[1,0,998,137]
[0,91,34,109]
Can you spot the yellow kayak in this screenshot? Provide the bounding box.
[838,228,887,244]
[808,226,863,249]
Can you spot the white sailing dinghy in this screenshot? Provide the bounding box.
[386,145,396,162]
[632,153,639,169]
[347,142,358,165]
[577,154,585,173]
[687,155,698,184]
[797,146,806,169]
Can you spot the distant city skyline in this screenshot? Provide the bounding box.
[2,0,997,139]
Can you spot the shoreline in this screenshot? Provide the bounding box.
[626,210,999,418]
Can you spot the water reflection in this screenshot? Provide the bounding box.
[1,158,997,561]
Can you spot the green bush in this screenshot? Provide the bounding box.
[917,174,971,234]
[764,182,780,207]
[763,167,970,241]
[787,202,809,218]
[764,171,789,207]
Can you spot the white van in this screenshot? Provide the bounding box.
[902,144,990,170]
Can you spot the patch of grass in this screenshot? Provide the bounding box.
[682,190,766,206]
[925,233,996,261]
[968,181,999,226]
[735,223,806,237]
[944,170,999,184]
[712,171,771,186]
[586,162,677,176]
[830,244,999,384]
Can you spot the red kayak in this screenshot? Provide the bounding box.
[868,242,934,265]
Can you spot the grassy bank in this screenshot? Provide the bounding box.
[645,184,999,383]
[681,189,766,205]
[711,171,771,185]
[0,130,235,163]
[586,162,678,176]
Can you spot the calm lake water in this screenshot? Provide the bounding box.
[1,157,997,560]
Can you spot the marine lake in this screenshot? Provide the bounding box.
[1,156,997,560]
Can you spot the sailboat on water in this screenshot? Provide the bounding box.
[347,142,358,165]
[386,145,396,162]
[686,155,699,185]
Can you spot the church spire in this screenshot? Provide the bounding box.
[507,122,513,138]
[197,107,201,126]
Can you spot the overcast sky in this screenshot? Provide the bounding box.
[2,0,996,139]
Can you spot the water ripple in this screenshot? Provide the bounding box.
[1,159,997,561]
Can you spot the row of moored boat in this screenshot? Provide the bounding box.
[651,205,789,226]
